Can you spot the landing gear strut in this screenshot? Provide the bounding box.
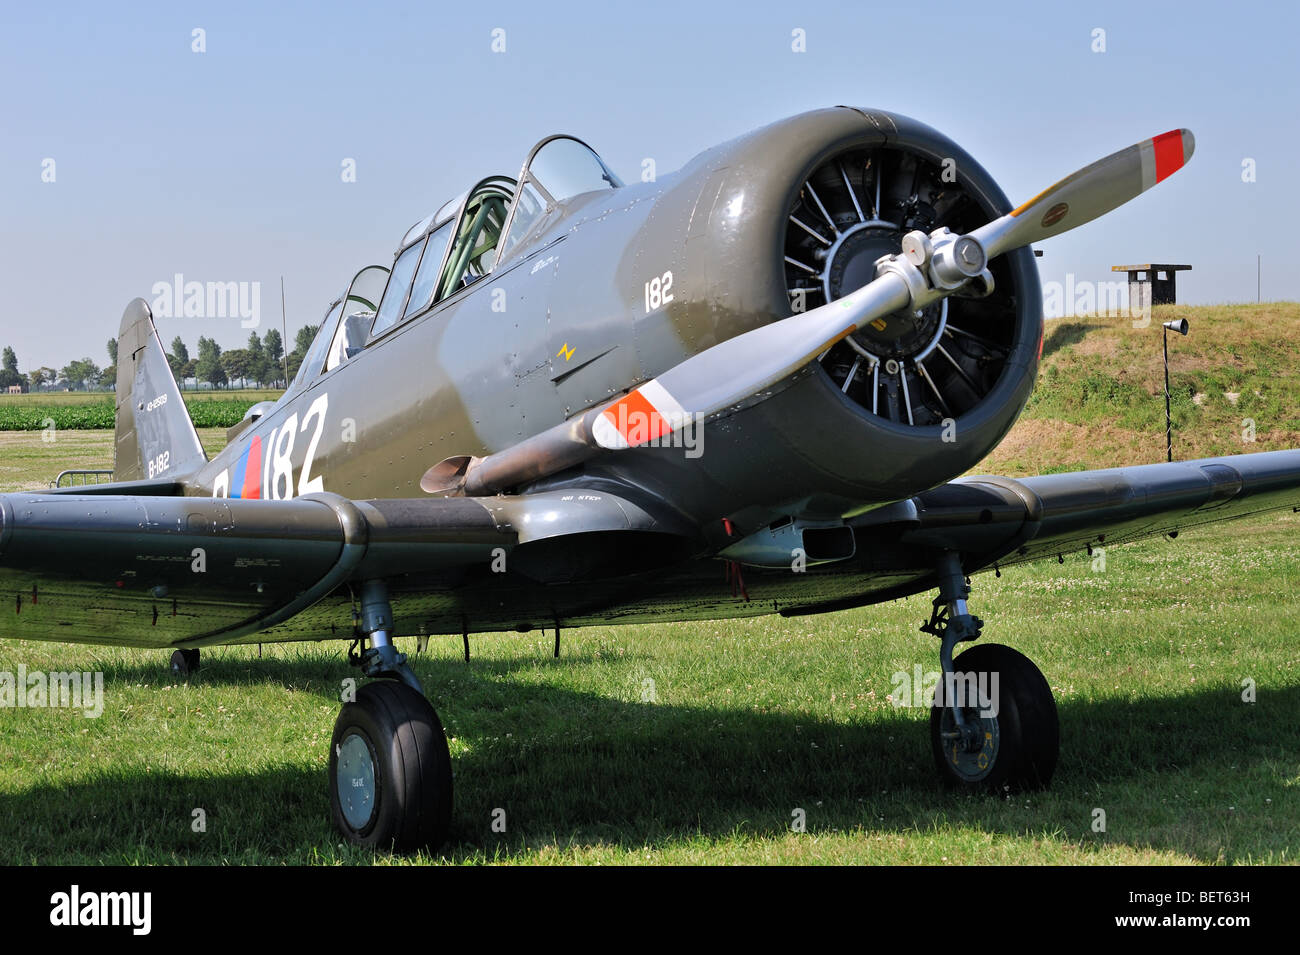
[169,648,200,679]
[924,552,1059,792]
[328,580,452,851]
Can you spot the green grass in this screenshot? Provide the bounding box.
[0,430,229,492]
[0,390,282,432]
[0,389,282,405]
[3,306,1299,864]
[983,303,1300,477]
[0,431,1297,864]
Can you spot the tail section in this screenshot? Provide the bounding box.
[114,298,207,482]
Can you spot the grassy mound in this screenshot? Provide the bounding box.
[979,303,1300,476]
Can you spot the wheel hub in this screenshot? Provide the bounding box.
[336,731,378,831]
[939,706,1000,781]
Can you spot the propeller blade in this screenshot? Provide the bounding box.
[592,271,912,450]
[423,273,913,493]
[972,128,1194,259]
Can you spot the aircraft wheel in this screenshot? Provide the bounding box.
[329,680,452,852]
[930,643,1058,793]
[169,648,200,678]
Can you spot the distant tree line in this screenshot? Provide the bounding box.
[0,344,104,394]
[1,326,322,393]
[170,330,290,390]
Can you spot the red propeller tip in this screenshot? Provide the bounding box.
[1150,129,1194,185]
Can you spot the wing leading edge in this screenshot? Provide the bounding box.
[0,488,690,649]
[902,449,1300,570]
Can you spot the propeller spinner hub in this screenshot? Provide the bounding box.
[822,223,900,301]
[821,224,941,357]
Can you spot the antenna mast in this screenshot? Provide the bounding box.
[280,276,289,386]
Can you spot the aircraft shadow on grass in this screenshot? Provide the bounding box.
[2,654,1295,864]
[1041,321,1095,358]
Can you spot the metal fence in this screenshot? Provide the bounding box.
[52,469,115,488]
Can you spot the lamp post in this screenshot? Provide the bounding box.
[1162,318,1189,462]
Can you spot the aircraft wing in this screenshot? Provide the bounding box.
[878,449,1300,572]
[0,487,690,649]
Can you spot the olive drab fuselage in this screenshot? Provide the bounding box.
[185,107,1042,544]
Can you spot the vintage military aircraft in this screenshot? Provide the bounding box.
[2,107,1296,851]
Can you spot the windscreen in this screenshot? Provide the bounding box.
[497,136,621,262]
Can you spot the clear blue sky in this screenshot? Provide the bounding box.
[1,0,1295,370]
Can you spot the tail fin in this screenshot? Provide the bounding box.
[113,298,207,482]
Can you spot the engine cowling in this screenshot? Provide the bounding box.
[455,107,1042,527]
[665,107,1043,517]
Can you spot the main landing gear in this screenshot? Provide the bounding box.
[328,580,452,851]
[169,648,200,679]
[922,552,1058,792]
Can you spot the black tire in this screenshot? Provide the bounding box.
[169,648,199,678]
[930,643,1058,793]
[329,680,453,852]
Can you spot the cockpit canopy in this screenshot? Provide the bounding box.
[288,264,390,394]
[288,134,621,394]
[371,135,621,340]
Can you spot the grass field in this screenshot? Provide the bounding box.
[0,306,1297,865]
[0,389,281,432]
[0,389,283,405]
[0,500,1294,865]
[0,430,230,493]
[981,303,1300,475]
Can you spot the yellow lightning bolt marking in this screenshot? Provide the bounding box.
[557,343,575,361]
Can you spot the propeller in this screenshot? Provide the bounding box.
[971,128,1194,259]
[424,128,1194,496]
[592,128,1194,451]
